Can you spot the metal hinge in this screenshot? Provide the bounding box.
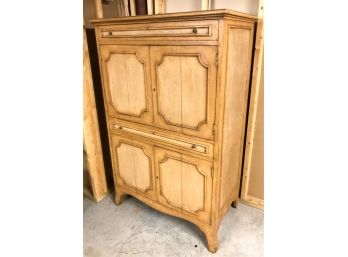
[213,124,216,135]
[215,52,219,66]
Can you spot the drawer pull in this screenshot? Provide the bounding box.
[192,28,198,33]
[113,124,207,154]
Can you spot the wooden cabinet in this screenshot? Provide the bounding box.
[92,10,256,253]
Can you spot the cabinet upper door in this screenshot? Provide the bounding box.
[151,46,217,140]
[100,45,153,126]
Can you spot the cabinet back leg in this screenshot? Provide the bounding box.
[231,199,238,208]
[114,189,126,206]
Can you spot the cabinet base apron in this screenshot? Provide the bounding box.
[114,186,220,253]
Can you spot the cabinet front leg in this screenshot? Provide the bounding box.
[202,226,218,253]
[114,189,126,206]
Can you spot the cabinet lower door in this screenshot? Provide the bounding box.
[111,135,156,201]
[154,147,213,223]
[151,46,217,140]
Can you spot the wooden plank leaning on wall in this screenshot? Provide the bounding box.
[240,0,264,209]
[83,26,108,202]
[94,0,103,18]
[154,0,165,14]
[201,0,211,11]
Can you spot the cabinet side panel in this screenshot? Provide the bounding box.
[219,28,253,209]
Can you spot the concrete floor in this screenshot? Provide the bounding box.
[84,194,263,257]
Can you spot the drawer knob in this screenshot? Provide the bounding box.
[108,31,112,36]
[191,144,197,149]
[192,28,198,33]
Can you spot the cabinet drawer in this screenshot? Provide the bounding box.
[111,123,214,158]
[97,20,218,42]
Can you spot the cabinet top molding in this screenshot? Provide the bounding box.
[91,9,257,25]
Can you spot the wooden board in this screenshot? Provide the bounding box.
[116,0,130,17]
[201,0,211,11]
[147,0,154,15]
[93,0,103,18]
[84,0,97,28]
[154,0,165,14]
[248,65,263,200]
[240,58,264,209]
[83,142,94,199]
[129,0,136,16]
[102,0,120,19]
[240,0,264,210]
[83,28,108,201]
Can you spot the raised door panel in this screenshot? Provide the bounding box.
[154,147,212,223]
[111,135,156,201]
[151,46,217,140]
[100,45,153,126]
